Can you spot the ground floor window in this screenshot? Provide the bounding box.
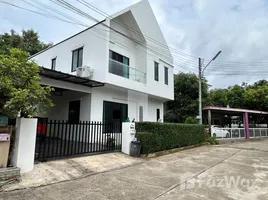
[103,101,128,132]
[68,100,80,124]
[157,108,160,122]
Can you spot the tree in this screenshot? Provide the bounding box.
[0,48,53,118]
[206,88,228,107]
[165,72,209,123]
[0,29,52,56]
[244,85,268,111]
[227,84,246,108]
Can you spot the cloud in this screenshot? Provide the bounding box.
[1,0,268,88]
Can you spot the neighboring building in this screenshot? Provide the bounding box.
[31,0,174,124]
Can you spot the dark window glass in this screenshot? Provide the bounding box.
[164,66,168,85]
[154,62,159,81]
[51,58,56,70]
[103,101,128,132]
[109,50,129,78]
[72,47,83,72]
[68,100,80,124]
[157,109,160,122]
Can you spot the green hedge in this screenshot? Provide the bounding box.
[136,122,206,154]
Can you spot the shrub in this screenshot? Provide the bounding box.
[205,136,219,145]
[136,122,206,154]
[184,116,199,124]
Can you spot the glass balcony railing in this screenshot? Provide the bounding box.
[109,59,146,84]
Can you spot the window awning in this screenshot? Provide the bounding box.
[39,67,104,88]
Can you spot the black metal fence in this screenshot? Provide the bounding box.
[35,120,122,161]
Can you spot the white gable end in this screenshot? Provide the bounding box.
[110,0,173,64]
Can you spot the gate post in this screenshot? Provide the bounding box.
[122,122,136,155]
[12,118,37,173]
[244,112,250,139]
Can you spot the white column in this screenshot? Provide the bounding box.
[12,118,37,173]
[122,122,136,155]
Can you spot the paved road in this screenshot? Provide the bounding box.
[1,140,268,200]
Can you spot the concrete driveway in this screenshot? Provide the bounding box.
[1,139,268,200]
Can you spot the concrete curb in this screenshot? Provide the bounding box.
[218,137,268,144]
[140,143,209,158]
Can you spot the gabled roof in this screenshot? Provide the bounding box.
[110,0,173,63]
[31,0,172,63]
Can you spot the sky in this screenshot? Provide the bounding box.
[1,0,268,88]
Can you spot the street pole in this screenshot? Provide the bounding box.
[198,57,203,124]
[198,51,221,125]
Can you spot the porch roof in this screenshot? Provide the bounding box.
[203,106,268,115]
[39,67,105,88]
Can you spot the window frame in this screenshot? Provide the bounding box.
[51,57,56,70]
[71,47,83,72]
[154,61,159,81]
[109,50,129,65]
[109,50,130,78]
[164,66,168,85]
[156,108,160,122]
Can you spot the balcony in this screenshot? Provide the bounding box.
[109,59,146,84]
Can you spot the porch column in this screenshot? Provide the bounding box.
[12,118,37,173]
[208,109,212,134]
[244,112,250,139]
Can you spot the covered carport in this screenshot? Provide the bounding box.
[203,106,268,139]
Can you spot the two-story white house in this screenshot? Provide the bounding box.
[32,0,174,125]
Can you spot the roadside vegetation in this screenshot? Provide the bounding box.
[136,122,206,154]
[165,73,268,123]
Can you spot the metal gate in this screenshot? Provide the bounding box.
[35,120,122,161]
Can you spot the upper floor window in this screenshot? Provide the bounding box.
[109,50,129,78]
[164,66,168,85]
[51,58,56,70]
[154,62,159,81]
[72,47,83,72]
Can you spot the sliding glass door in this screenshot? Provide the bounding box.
[103,101,128,132]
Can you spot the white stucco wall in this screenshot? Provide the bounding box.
[39,84,163,124]
[32,0,174,121]
[90,85,161,123]
[40,90,91,121]
[32,22,110,83]
[148,97,164,122]
[90,86,128,122]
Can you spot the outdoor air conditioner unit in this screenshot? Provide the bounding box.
[76,65,94,79]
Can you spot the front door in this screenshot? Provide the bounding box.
[103,101,128,132]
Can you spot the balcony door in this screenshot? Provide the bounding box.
[109,50,129,78]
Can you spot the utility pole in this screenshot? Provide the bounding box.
[198,51,222,125]
[198,57,203,124]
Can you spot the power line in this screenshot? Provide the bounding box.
[0,1,86,26]
[49,0,184,63]
[26,0,193,72]
[6,0,268,76]
[50,0,197,65]
[30,0,89,28]
[76,0,200,60]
